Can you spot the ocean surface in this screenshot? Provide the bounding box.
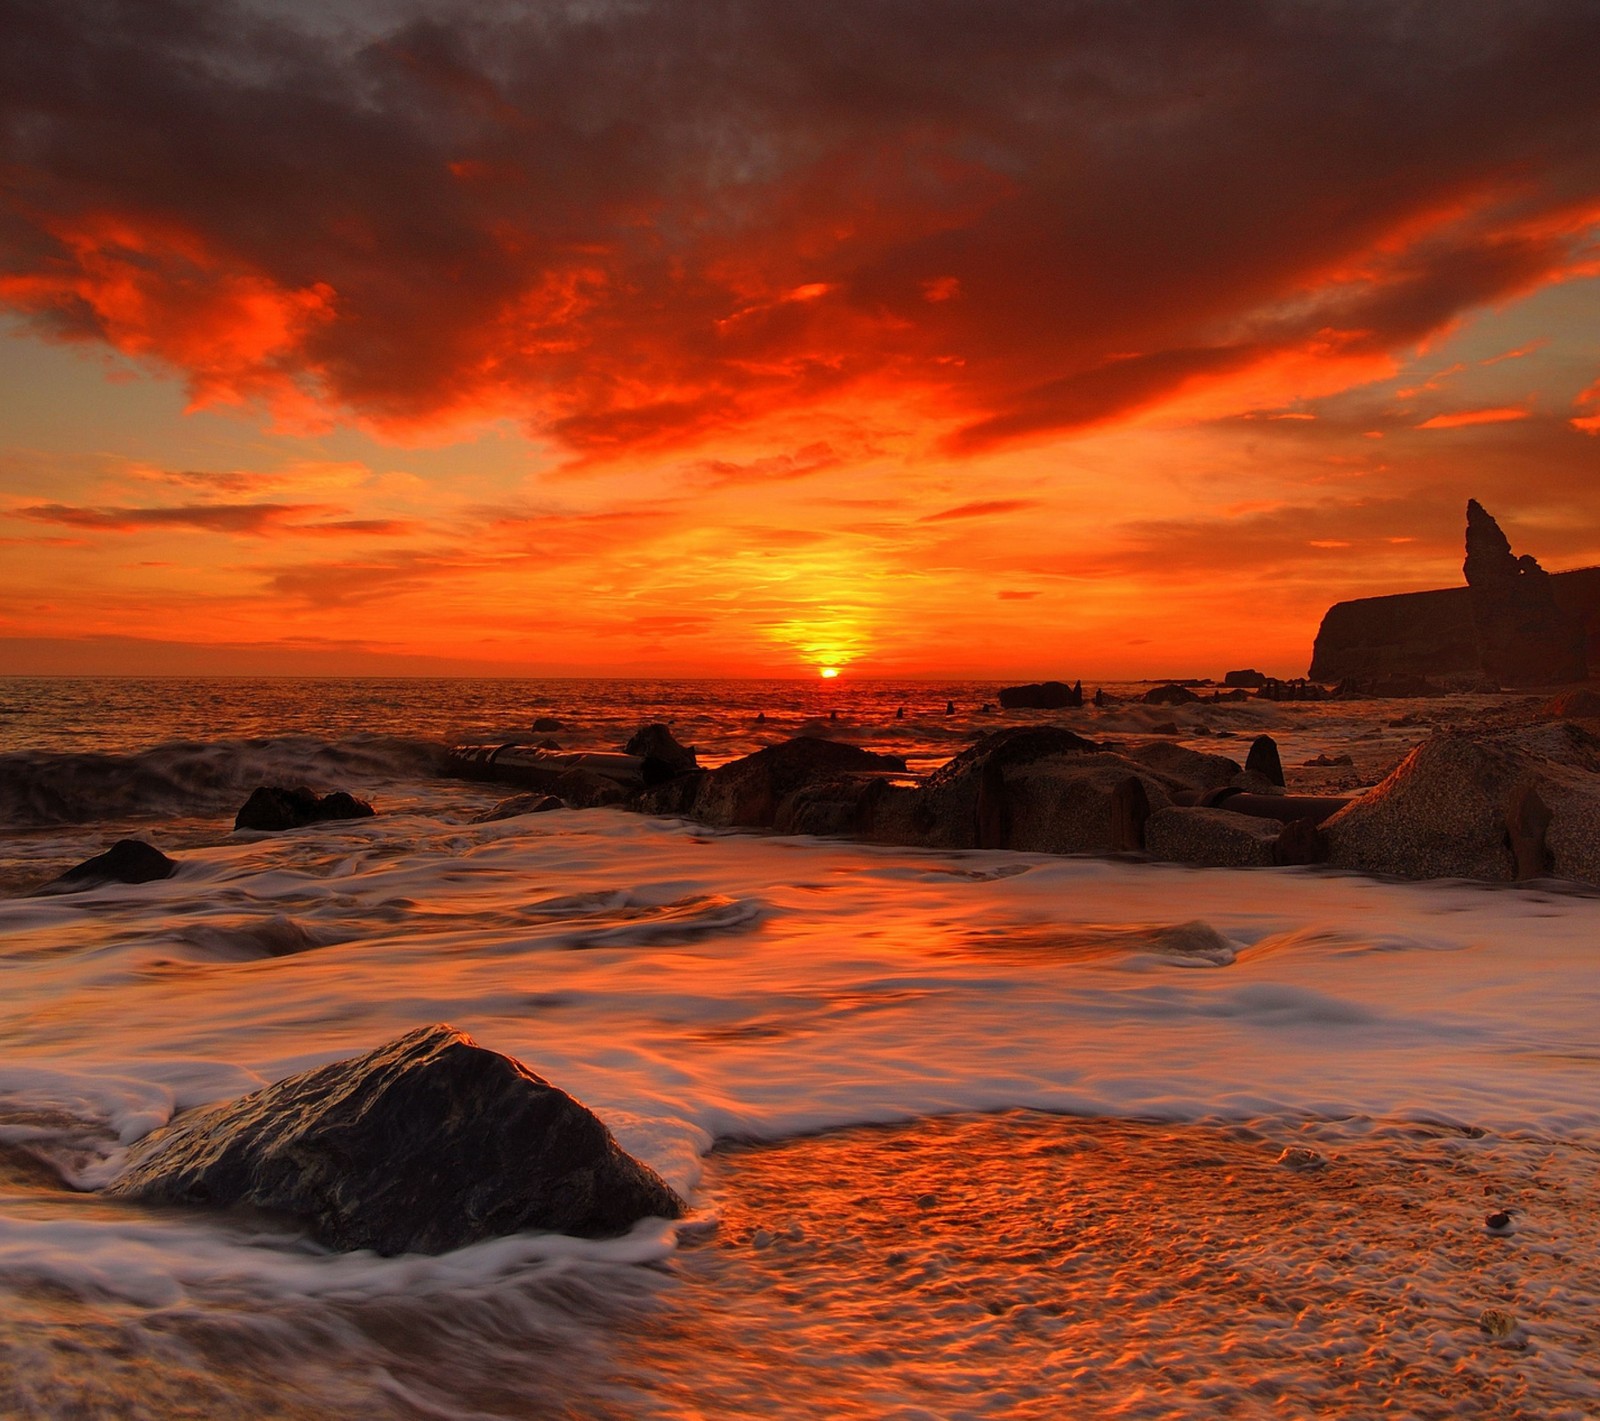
[2,677,1598,1419]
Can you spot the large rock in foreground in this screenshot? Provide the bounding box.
[44,838,177,891]
[689,736,908,829]
[106,1025,684,1255]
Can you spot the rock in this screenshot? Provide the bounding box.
[234,786,375,832]
[1143,683,1200,706]
[775,776,893,837]
[1245,735,1285,788]
[1309,586,1481,683]
[1122,741,1245,791]
[1272,817,1329,866]
[623,724,699,783]
[1224,669,1267,688]
[46,839,177,890]
[1109,776,1152,851]
[1143,807,1281,867]
[105,1025,684,1255]
[471,793,563,823]
[1321,724,1600,884]
[903,727,1176,854]
[1334,674,1449,698]
[997,680,1082,710]
[1464,501,1588,686]
[690,737,907,829]
[1302,753,1354,767]
[532,717,565,732]
[1543,688,1600,719]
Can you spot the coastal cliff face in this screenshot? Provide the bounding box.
[1309,504,1600,685]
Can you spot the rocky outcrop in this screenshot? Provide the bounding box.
[1310,502,1598,685]
[997,680,1082,710]
[1143,683,1200,706]
[234,786,375,832]
[1464,500,1588,687]
[1144,807,1280,867]
[106,1025,684,1255]
[44,839,177,891]
[1224,669,1267,688]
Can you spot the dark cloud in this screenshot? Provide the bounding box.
[12,501,327,533]
[2,0,1598,452]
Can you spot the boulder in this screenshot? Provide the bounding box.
[471,793,563,823]
[532,717,565,732]
[106,1025,684,1255]
[1321,724,1600,883]
[1143,683,1200,706]
[624,724,700,783]
[1144,807,1281,868]
[1224,669,1267,688]
[234,786,375,832]
[1333,674,1448,699]
[1245,735,1285,789]
[1121,740,1245,792]
[689,737,907,829]
[46,838,177,890]
[997,680,1082,710]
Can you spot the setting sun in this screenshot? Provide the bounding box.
[820,667,840,678]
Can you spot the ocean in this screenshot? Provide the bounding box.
[2,677,1597,1418]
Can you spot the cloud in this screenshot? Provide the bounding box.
[1,0,1596,457]
[919,498,1041,522]
[12,501,328,533]
[1416,407,1531,429]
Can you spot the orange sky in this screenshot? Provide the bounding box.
[3,0,1599,679]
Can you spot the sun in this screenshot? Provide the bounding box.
[820,667,841,678]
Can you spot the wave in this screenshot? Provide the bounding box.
[0,735,449,827]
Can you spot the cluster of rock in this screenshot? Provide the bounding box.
[234,786,374,832]
[1312,502,1598,686]
[106,1024,684,1255]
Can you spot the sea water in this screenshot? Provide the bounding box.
[1,677,1596,1418]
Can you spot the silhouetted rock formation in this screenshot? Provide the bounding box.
[1245,735,1285,789]
[1310,502,1598,685]
[234,786,375,832]
[689,736,907,830]
[1463,500,1588,687]
[1143,683,1200,706]
[1224,669,1267,688]
[623,723,699,783]
[997,680,1082,709]
[44,838,177,891]
[106,1025,684,1255]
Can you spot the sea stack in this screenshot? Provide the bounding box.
[1463,500,1588,687]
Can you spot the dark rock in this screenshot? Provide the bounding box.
[1542,688,1600,719]
[775,776,892,838]
[1245,735,1286,789]
[471,793,563,823]
[105,1025,684,1255]
[1143,683,1200,706]
[1223,669,1267,688]
[624,724,699,783]
[1302,753,1354,768]
[48,839,177,890]
[997,680,1083,710]
[1109,776,1151,851]
[690,737,907,829]
[532,717,565,732]
[1334,674,1448,699]
[1465,501,1588,687]
[1122,741,1244,792]
[234,786,376,832]
[1272,817,1329,866]
[1309,586,1481,683]
[1144,807,1280,867]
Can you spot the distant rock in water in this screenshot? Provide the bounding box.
[44,838,177,891]
[1143,683,1200,706]
[471,792,563,823]
[1223,669,1267,688]
[234,786,375,832]
[106,1024,685,1255]
[997,680,1082,710]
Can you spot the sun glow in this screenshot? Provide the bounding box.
[820,667,840,678]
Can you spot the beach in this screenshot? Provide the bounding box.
[3,677,1599,1417]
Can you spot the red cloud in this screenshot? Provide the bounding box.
[2,1,1598,457]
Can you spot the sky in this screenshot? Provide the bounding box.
[2,0,1598,679]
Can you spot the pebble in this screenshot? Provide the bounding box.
[1485,1211,1516,1236]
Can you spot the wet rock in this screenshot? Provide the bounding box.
[775,776,892,837]
[1143,806,1280,867]
[997,680,1082,710]
[46,838,177,890]
[1143,683,1200,706]
[471,793,563,823]
[690,737,907,830]
[1334,674,1448,699]
[1272,817,1329,866]
[1122,741,1245,792]
[624,724,699,783]
[106,1024,684,1255]
[1302,753,1354,767]
[234,786,375,832]
[532,717,565,732]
